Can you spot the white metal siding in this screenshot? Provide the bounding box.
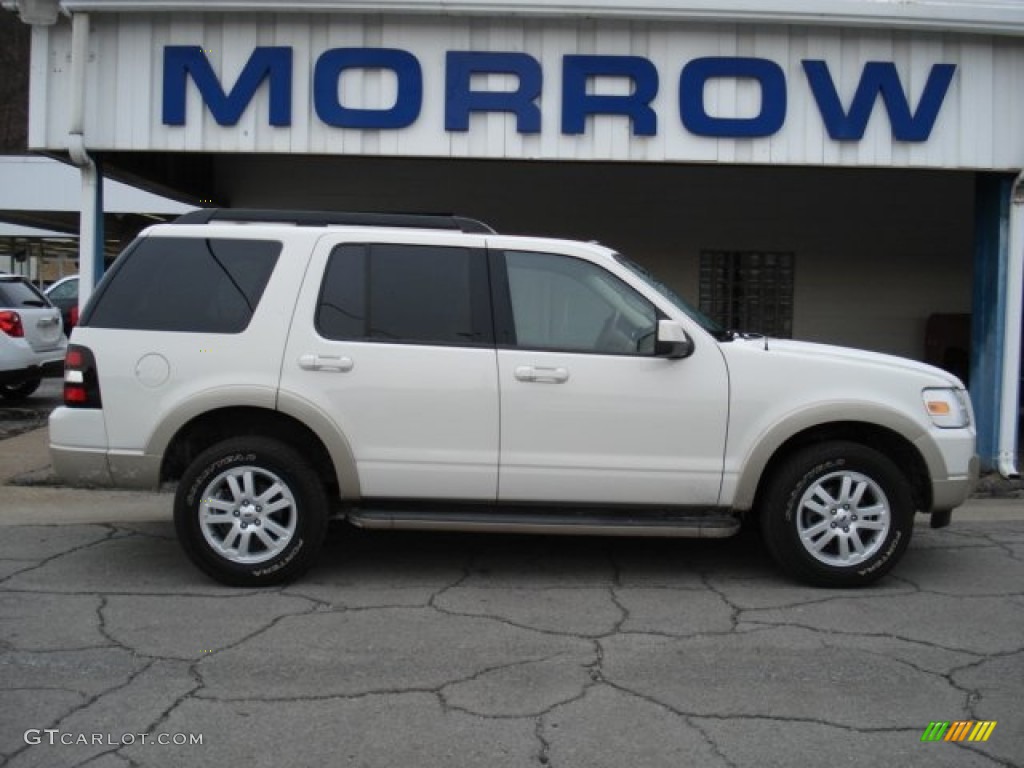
[29,13,1024,170]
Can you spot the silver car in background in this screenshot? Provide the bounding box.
[0,274,66,400]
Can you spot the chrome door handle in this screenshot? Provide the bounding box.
[514,365,569,383]
[298,354,354,372]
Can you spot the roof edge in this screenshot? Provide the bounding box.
[45,0,1024,37]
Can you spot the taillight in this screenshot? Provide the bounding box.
[69,305,79,329]
[64,344,102,408]
[0,310,24,338]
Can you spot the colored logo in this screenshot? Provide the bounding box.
[921,721,997,742]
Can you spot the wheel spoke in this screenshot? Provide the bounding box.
[838,534,850,561]
[857,503,887,519]
[802,498,830,516]
[263,518,291,538]
[201,507,232,524]
[254,526,278,550]
[812,485,838,507]
[802,518,832,538]
[204,498,235,513]
[838,475,853,504]
[855,519,886,532]
[226,474,244,502]
[220,525,242,553]
[242,470,256,501]
[263,497,292,515]
[850,480,869,506]
[848,528,867,555]
[255,482,284,505]
[235,529,253,557]
[807,529,837,553]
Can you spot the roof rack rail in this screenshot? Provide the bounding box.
[172,208,495,234]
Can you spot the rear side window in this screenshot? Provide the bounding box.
[316,243,492,346]
[84,237,280,333]
[0,279,49,308]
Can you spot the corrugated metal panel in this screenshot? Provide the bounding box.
[29,13,1024,169]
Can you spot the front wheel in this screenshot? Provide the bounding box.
[174,437,329,587]
[759,442,914,587]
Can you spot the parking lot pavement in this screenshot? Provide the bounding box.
[0,464,1021,768]
[1,424,1022,768]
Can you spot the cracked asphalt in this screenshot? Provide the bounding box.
[1,428,1023,767]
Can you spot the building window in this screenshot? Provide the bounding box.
[699,250,794,338]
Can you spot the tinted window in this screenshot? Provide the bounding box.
[317,243,489,346]
[505,251,658,355]
[0,278,49,308]
[85,238,280,333]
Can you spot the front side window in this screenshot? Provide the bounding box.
[84,237,280,333]
[504,251,658,355]
[316,243,490,346]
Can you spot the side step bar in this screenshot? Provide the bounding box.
[346,507,740,539]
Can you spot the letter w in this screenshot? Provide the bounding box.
[920,721,950,742]
[803,60,955,142]
[163,46,292,126]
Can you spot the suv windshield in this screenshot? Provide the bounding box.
[613,254,728,340]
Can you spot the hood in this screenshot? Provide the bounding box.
[725,337,964,388]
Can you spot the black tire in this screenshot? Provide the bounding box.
[759,441,914,588]
[0,376,42,400]
[174,437,329,587]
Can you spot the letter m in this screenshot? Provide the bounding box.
[920,721,950,742]
[163,46,292,126]
[803,60,955,142]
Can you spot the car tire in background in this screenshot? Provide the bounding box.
[0,376,42,400]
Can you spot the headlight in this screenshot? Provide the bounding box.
[922,388,970,428]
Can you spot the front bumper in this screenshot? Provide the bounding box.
[930,453,980,512]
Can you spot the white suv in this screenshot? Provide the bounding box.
[1,273,66,400]
[49,210,977,587]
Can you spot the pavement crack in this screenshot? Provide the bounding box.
[428,600,595,640]
[740,617,1001,656]
[698,572,742,632]
[684,716,741,768]
[0,525,119,586]
[534,714,552,766]
[2,658,157,765]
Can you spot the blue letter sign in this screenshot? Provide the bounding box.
[679,57,787,137]
[313,48,423,129]
[445,52,542,133]
[561,55,659,136]
[161,44,957,146]
[802,60,956,141]
[163,46,292,126]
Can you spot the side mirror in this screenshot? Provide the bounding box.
[655,319,694,359]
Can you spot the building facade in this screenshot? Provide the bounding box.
[10,0,1024,471]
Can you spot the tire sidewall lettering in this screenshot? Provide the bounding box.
[185,452,257,505]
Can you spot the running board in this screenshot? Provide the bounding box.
[346,507,740,539]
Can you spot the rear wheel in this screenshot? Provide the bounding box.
[0,376,41,400]
[174,437,328,587]
[760,441,914,587]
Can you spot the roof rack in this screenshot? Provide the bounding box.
[172,208,495,234]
